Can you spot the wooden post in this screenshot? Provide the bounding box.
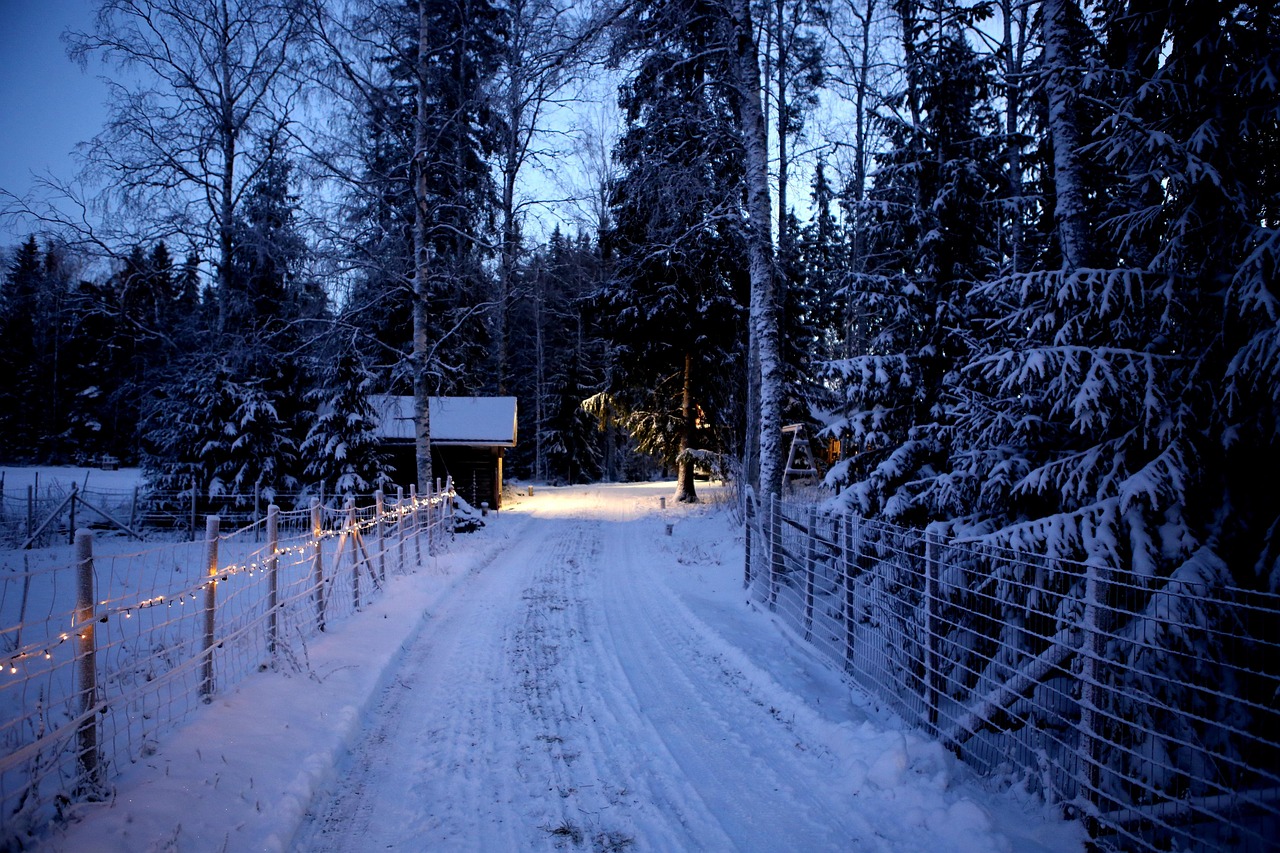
[267,504,279,655]
[396,486,406,573]
[843,514,856,671]
[375,490,387,583]
[924,532,941,732]
[311,498,325,632]
[411,485,422,566]
[74,530,102,791]
[201,516,220,701]
[26,484,33,540]
[347,499,361,610]
[743,494,753,590]
[129,486,139,531]
[803,506,817,642]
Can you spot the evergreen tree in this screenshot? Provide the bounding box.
[825,0,1001,523]
[600,5,749,502]
[303,348,395,498]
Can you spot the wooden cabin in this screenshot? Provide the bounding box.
[371,395,518,510]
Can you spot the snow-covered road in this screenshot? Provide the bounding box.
[45,482,1082,852]
[294,485,1078,852]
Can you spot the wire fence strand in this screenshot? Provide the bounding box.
[0,484,456,848]
[744,493,1280,853]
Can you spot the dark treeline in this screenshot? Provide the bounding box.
[0,0,1276,596]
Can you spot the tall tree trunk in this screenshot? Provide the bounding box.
[726,0,784,499]
[1042,0,1092,269]
[413,0,434,492]
[1001,0,1028,273]
[675,351,699,503]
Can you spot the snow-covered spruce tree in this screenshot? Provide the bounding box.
[599,0,750,503]
[303,349,394,501]
[945,0,1278,809]
[823,0,1002,525]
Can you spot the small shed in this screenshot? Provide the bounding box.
[370,395,518,510]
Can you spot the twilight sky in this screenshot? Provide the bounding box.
[0,0,107,247]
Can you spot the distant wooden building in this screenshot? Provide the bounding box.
[371,396,518,510]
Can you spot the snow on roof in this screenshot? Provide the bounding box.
[370,395,517,447]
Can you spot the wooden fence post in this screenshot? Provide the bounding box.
[26,485,33,540]
[311,498,325,632]
[843,514,856,671]
[74,529,103,792]
[804,506,818,641]
[396,486,406,573]
[347,499,361,610]
[267,504,279,655]
[201,515,220,701]
[375,490,386,583]
[410,485,422,567]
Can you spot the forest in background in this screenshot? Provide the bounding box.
[0,0,1276,596]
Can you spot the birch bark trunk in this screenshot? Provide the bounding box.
[725,0,784,499]
[413,0,434,491]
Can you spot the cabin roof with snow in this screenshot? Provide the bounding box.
[370,395,518,447]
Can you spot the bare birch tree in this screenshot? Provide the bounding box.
[66,0,309,304]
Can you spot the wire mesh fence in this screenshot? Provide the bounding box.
[0,484,455,849]
[744,494,1280,852]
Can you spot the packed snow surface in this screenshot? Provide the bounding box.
[43,481,1083,852]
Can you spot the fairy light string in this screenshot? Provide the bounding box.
[4,492,452,675]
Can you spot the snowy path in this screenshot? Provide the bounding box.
[293,487,1075,852]
[44,483,1080,852]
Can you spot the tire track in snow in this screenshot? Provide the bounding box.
[593,509,884,850]
[296,495,881,851]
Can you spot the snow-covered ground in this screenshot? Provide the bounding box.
[39,481,1084,852]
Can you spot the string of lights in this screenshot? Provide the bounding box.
[3,492,453,676]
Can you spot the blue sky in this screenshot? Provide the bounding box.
[0,0,107,247]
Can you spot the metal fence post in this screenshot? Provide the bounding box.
[804,506,817,641]
[311,498,325,632]
[74,529,103,792]
[267,504,279,655]
[375,490,386,583]
[843,513,856,671]
[1078,559,1106,830]
[68,484,77,546]
[924,531,941,732]
[743,494,753,590]
[201,515,219,701]
[769,493,782,610]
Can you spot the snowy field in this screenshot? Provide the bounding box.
[38,481,1084,852]
[0,467,145,495]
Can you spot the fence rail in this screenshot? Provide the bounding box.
[0,483,455,849]
[745,493,1280,853]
